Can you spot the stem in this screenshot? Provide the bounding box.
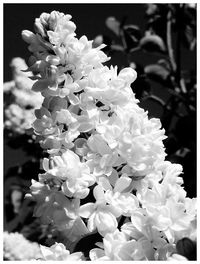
[180,78,187,93]
[176,4,187,94]
[130,46,141,53]
[166,7,176,73]
[175,4,181,85]
[119,17,128,52]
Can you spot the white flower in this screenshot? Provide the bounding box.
[4,104,36,133]
[136,183,195,243]
[43,149,95,198]
[118,111,167,176]
[56,108,77,125]
[33,106,61,144]
[4,232,42,260]
[167,253,188,261]
[89,229,127,260]
[40,242,84,260]
[154,243,176,260]
[18,10,197,259]
[51,198,89,242]
[122,215,168,252]
[90,229,151,260]
[86,134,121,177]
[4,57,43,134]
[29,179,89,241]
[97,174,139,217]
[45,11,76,45]
[96,104,166,177]
[79,185,118,236]
[85,66,137,106]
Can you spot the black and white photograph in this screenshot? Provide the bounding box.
[3,2,197,261]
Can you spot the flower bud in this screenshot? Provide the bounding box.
[48,11,63,30]
[21,30,36,44]
[28,55,37,67]
[46,65,57,81]
[39,12,50,26]
[118,67,137,85]
[45,55,60,65]
[34,21,46,37]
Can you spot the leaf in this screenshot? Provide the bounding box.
[131,76,151,99]
[157,59,171,71]
[123,24,141,51]
[145,4,158,16]
[124,25,141,40]
[106,17,120,36]
[73,232,102,259]
[176,237,196,260]
[32,79,49,92]
[183,24,196,50]
[144,64,170,84]
[140,33,166,53]
[93,35,104,48]
[110,44,124,52]
[178,4,196,51]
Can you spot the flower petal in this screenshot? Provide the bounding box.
[32,79,49,92]
[89,248,105,260]
[93,185,105,203]
[87,212,96,232]
[114,176,132,193]
[79,203,95,218]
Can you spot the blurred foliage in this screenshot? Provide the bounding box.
[93,4,196,198]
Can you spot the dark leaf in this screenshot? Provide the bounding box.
[105,17,120,36]
[73,232,102,258]
[131,76,151,100]
[182,3,196,26]
[123,24,141,51]
[176,238,196,260]
[124,25,141,38]
[183,24,196,50]
[144,64,170,84]
[140,33,166,53]
[175,4,196,51]
[145,5,169,41]
[157,59,171,71]
[110,44,124,52]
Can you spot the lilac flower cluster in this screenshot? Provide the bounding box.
[21,11,196,261]
[4,58,43,134]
